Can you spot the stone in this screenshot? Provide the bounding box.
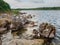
[0,18,12,34]
[39,23,56,38]
[8,39,44,45]
[0,37,2,45]
[0,28,7,34]
[39,23,56,45]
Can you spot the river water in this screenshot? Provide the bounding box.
[21,10,60,45]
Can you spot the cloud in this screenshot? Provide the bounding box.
[4,0,60,8]
[17,0,44,3]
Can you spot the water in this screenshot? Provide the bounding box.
[21,10,60,45]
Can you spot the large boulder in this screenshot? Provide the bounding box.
[39,23,56,45]
[39,23,56,38]
[0,18,12,34]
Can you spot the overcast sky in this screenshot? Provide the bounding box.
[4,0,60,8]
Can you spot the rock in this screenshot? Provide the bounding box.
[2,30,13,45]
[26,14,32,19]
[0,18,12,28]
[8,39,44,45]
[0,28,7,34]
[0,18,12,34]
[39,23,56,38]
[27,21,38,27]
[19,12,27,15]
[0,18,12,45]
[39,23,56,45]
[0,36,2,45]
[10,21,24,31]
[32,29,40,39]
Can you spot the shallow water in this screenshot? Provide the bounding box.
[21,10,60,45]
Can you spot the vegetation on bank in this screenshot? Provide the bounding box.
[0,0,11,13]
[0,0,18,14]
[12,10,20,15]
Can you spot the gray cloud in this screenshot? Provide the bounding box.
[4,0,60,8]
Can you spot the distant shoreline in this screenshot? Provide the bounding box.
[12,7,60,10]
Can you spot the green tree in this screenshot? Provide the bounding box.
[0,0,11,13]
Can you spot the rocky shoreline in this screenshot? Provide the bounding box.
[0,13,56,45]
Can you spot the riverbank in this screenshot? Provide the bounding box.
[0,10,60,45]
[0,12,45,45]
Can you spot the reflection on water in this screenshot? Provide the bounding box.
[21,10,60,45]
